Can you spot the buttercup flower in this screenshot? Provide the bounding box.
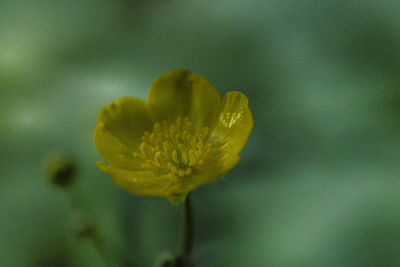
[94,69,253,203]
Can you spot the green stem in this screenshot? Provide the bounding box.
[182,193,194,259]
[65,188,111,266]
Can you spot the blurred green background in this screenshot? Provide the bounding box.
[1,0,400,266]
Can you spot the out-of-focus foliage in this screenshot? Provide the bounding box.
[1,1,400,266]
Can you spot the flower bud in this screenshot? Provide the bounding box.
[42,151,77,187]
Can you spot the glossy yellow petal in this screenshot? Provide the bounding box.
[219,154,240,175]
[96,162,189,202]
[187,73,223,129]
[94,97,153,169]
[147,69,222,128]
[193,154,240,185]
[212,91,253,156]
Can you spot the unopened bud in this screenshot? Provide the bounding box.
[42,151,77,187]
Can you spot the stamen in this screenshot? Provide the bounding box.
[135,116,224,178]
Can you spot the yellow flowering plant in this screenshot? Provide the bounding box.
[94,69,253,203]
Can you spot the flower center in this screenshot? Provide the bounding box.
[134,117,222,178]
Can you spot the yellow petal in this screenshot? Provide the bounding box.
[147,69,222,128]
[212,92,253,156]
[94,97,153,169]
[219,154,240,176]
[194,154,240,185]
[187,73,223,129]
[96,162,187,201]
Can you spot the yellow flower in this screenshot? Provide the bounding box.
[94,69,253,203]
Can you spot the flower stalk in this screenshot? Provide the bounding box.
[182,193,194,259]
[160,194,195,267]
